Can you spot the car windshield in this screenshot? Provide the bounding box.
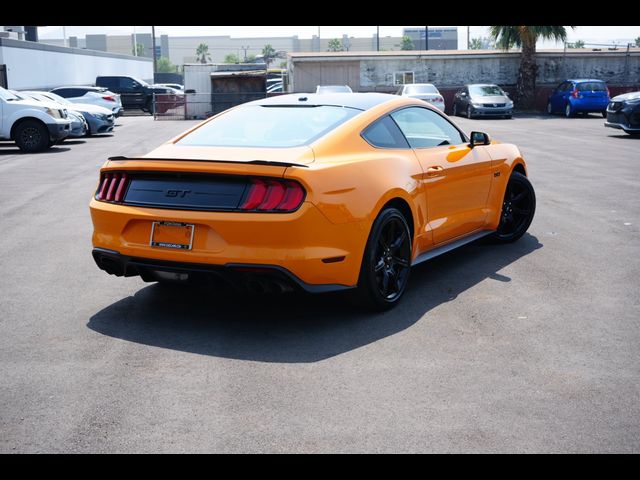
[577,82,607,92]
[470,85,505,96]
[177,105,361,148]
[405,85,438,94]
[0,87,21,101]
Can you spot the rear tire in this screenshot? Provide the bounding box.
[493,172,536,243]
[565,103,574,118]
[14,120,51,153]
[353,207,412,311]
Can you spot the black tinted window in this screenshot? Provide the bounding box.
[52,88,72,97]
[577,82,607,91]
[119,77,138,89]
[391,107,465,148]
[97,77,117,89]
[362,116,410,149]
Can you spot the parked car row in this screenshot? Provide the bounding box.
[0,85,118,153]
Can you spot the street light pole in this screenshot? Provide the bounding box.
[151,25,157,76]
[425,26,429,50]
[133,26,137,56]
[376,26,379,51]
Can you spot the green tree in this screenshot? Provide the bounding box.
[490,26,574,109]
[569,40,585,48]
[132,43,145,56]
[262,44,277,66]
[195,43,211,64]
[246,54,257,63]
[224,53,240,64]
[327,38,344,52]
[156,56,176,73]
[469,38,483,50]
[400,36,414,50]
[635,37,640,47]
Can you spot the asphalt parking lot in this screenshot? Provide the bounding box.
[1,113,639,453]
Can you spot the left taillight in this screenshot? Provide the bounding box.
[96,171,129,203]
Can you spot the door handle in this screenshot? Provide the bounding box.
[426,166,444,176]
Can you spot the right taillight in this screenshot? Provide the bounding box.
[102,95,116,102]
[239,178,306,212]
[96,171,129,203]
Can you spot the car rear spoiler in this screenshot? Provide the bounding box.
[107,156,309,168]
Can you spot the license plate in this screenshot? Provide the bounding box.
[150,221,194,250]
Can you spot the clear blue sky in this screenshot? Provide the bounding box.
[38,26,640,48]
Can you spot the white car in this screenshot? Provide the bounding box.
[155,83,184,91]
[21,91,114,136]
[0,86,72,152]
[16,91,87,138]
[316,85,353,94]
[397,83,445,112]
[50,86,123,117]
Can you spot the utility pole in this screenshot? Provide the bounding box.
[318,26,321,52]
[467,26,470,50]
[151,26,157,75]
[425,26,429,50]
[133,26,137,56]
[241,45,249,62]
[62,26,67,48]
[376,26,379,51]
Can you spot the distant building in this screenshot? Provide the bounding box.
[39,29,461,67]
[402,28,458,50]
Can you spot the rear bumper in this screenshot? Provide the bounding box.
[92,248,353,293]
[90,199,368,288]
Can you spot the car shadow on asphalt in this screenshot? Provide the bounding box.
[87,233,543,363]
[0,145,71,155]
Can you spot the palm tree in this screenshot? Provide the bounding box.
[262,44,276,66]
[490,26,574,109]
[195,43,211,64]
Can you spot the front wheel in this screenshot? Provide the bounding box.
[14,120,51,152]
[493,172,536,243]
[355,207,412,311]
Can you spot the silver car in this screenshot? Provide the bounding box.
[50,86,123,117]
[316,85,353,94]
[452,84,514,119]
[16,91,87,138]
[24,91,114,135]
[397,83,446,112]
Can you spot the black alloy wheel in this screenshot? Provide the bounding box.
[356,208,412,310]
[14,121,50,153]
[494,172,536,243]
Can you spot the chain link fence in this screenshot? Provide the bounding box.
[154,92,278,121]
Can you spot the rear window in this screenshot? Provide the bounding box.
[405,84,438,95]
[577,82,607,92]
[177,105,361,148]
[470,85,504,96]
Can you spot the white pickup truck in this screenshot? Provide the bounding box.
[0,86,73,152]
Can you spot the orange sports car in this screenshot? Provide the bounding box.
[90,93,535,310]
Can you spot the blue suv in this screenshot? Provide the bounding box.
[547,79,610,117]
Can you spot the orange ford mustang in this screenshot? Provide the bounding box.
[90,93,535,310]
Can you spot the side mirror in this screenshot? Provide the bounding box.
[185,89,196,94]
[460,92,467,97]
[469,131,491,148]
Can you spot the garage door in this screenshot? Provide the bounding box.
[294,61,360,93]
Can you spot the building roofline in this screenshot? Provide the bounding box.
[0,37,153,62]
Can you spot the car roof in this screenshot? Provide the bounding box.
[566,79,606,83]
[52,86,105,91]
[249,92,397,111]
[466,83,500,87]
